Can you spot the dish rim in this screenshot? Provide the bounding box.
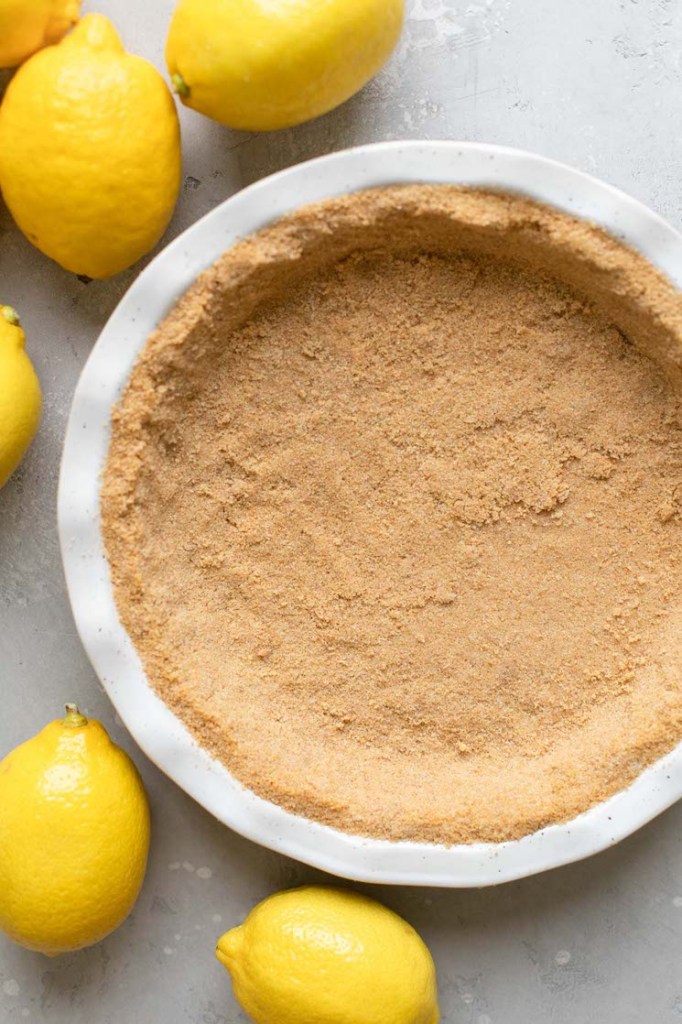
[58,139,682,887]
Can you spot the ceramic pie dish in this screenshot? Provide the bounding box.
[59,140,682,886]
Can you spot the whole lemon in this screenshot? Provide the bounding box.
[166,0,404,131]
[0,14,181,279]
[215,886,440,1024]
[0,306,41,488]
[0,704,150,955]
[0,0,80,68]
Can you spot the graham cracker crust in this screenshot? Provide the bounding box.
[101,185,682,844]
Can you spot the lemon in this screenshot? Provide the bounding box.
[0,306,41,489]
[0,14,181,279]
[0,0,80,68]
[215,886,440,1024]
[166,0,404,131]
[0,704,150,955]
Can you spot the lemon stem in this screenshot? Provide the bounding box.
[171,73,190,99]
[63,703,88,728]
[1,306,20,326]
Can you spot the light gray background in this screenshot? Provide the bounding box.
[1,0,681,1021]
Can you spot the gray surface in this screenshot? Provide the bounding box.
[1,0,682,1020]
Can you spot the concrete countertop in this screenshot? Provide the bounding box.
[1,1,681,1021]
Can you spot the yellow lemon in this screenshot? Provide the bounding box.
[0,704,150,955]
[0,14,181,279]
[166,0,404,131]
[0,306,41,488]
[0,0,80,68]
[215,886,440,1024]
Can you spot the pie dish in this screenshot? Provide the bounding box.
[59,141,682,885]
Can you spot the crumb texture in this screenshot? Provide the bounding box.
[102,186,682,844]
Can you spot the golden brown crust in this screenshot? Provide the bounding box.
[102,185,682,844]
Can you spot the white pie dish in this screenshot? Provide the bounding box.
[58,140,682,887]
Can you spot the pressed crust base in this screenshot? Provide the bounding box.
[102,186,682,844]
